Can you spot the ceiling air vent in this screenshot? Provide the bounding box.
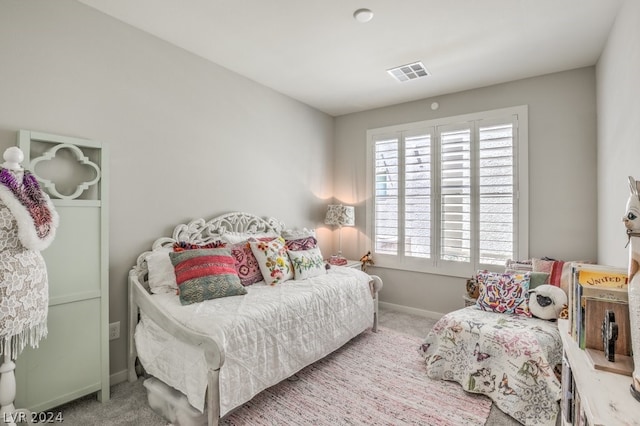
[387,61,430,82]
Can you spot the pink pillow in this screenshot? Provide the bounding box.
[230,241,265,286]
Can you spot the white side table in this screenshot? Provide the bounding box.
[343,259,362,269]
[463,294,476,307]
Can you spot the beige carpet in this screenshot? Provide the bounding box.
[49,307,523,425]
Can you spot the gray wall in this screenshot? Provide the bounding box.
[0,0,621,384]
[596,0,640,269]
[0,1,334,380]
[334,68,598,315]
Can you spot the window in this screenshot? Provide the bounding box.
[366,106,528,277]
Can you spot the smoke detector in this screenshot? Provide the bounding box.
[353,8,373,23]
[387,61,430,82]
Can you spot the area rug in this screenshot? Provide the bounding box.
[222,327,492,425]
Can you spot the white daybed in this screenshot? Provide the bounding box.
[127,212,382,425]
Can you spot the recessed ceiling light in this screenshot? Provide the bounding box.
[387,61,430,82]
[353,8,373,23]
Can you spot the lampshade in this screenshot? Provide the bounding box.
[325,204,355,227]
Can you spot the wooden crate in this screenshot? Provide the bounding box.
[583,297,631,356]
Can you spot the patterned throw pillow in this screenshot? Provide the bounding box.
[284,236,317,251]
[475,270,532,317]
[230,241,265,286]
[505,259,533,272]
[169,248,247,305]
[248,236,294,285]
[287,247,325,280]
[173,241,226,252]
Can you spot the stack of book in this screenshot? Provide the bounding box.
[568,263,630,356]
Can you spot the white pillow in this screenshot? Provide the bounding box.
[248,236,294,285]
[221,232,278,244]
[287,247,326,280]
[281,228,316,240]
[146,248,178,294]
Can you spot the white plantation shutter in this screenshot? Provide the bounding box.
[439,126,471,263]
[374,137,399,255]
[367,106,527,276]
[478,120,516,265]
[404,133,431,258]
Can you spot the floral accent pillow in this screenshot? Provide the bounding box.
[248,236,294,285]
[475,270,532,317]
[169,248,247,305]
[287,247,325,280]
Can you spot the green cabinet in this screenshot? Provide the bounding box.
[14,131,109,411]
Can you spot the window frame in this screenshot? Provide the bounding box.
[365,105,529,278]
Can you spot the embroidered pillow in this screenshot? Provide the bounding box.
[169,248,247,305]
[287,247,325,280]
[230,241,264,286]
[147,248,178,294]
[284,236,318,251]
[248,236,294,285]
[475,270,532,317]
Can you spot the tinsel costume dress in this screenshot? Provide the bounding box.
[0,167,58,359]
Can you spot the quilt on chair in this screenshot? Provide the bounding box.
[419,306,562,426]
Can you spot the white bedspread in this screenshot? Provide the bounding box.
[134,266,374,416]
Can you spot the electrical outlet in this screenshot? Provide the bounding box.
[109,322,120,341]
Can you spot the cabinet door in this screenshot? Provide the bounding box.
[15,300,102,411]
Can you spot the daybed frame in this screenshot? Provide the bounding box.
[127,211,381,425]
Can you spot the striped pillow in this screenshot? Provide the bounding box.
[169,248,247,305]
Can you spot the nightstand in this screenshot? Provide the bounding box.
[326,258,362,269]
[344,259,362,269]
[463,294,476,307]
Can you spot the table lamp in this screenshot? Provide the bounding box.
[325,204,355,265]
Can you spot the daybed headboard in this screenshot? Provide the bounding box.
[131,211,285,287]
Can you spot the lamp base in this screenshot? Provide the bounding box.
[328,255,348,266]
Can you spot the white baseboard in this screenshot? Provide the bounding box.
[379,301,444,320]
[110,369,129,387]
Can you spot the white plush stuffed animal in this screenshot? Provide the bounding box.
[529,285,567,320]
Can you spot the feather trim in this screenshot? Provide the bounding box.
[0,184,59,251]
[0,321,48,359]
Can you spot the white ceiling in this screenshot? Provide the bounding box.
[78,0,622,116]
